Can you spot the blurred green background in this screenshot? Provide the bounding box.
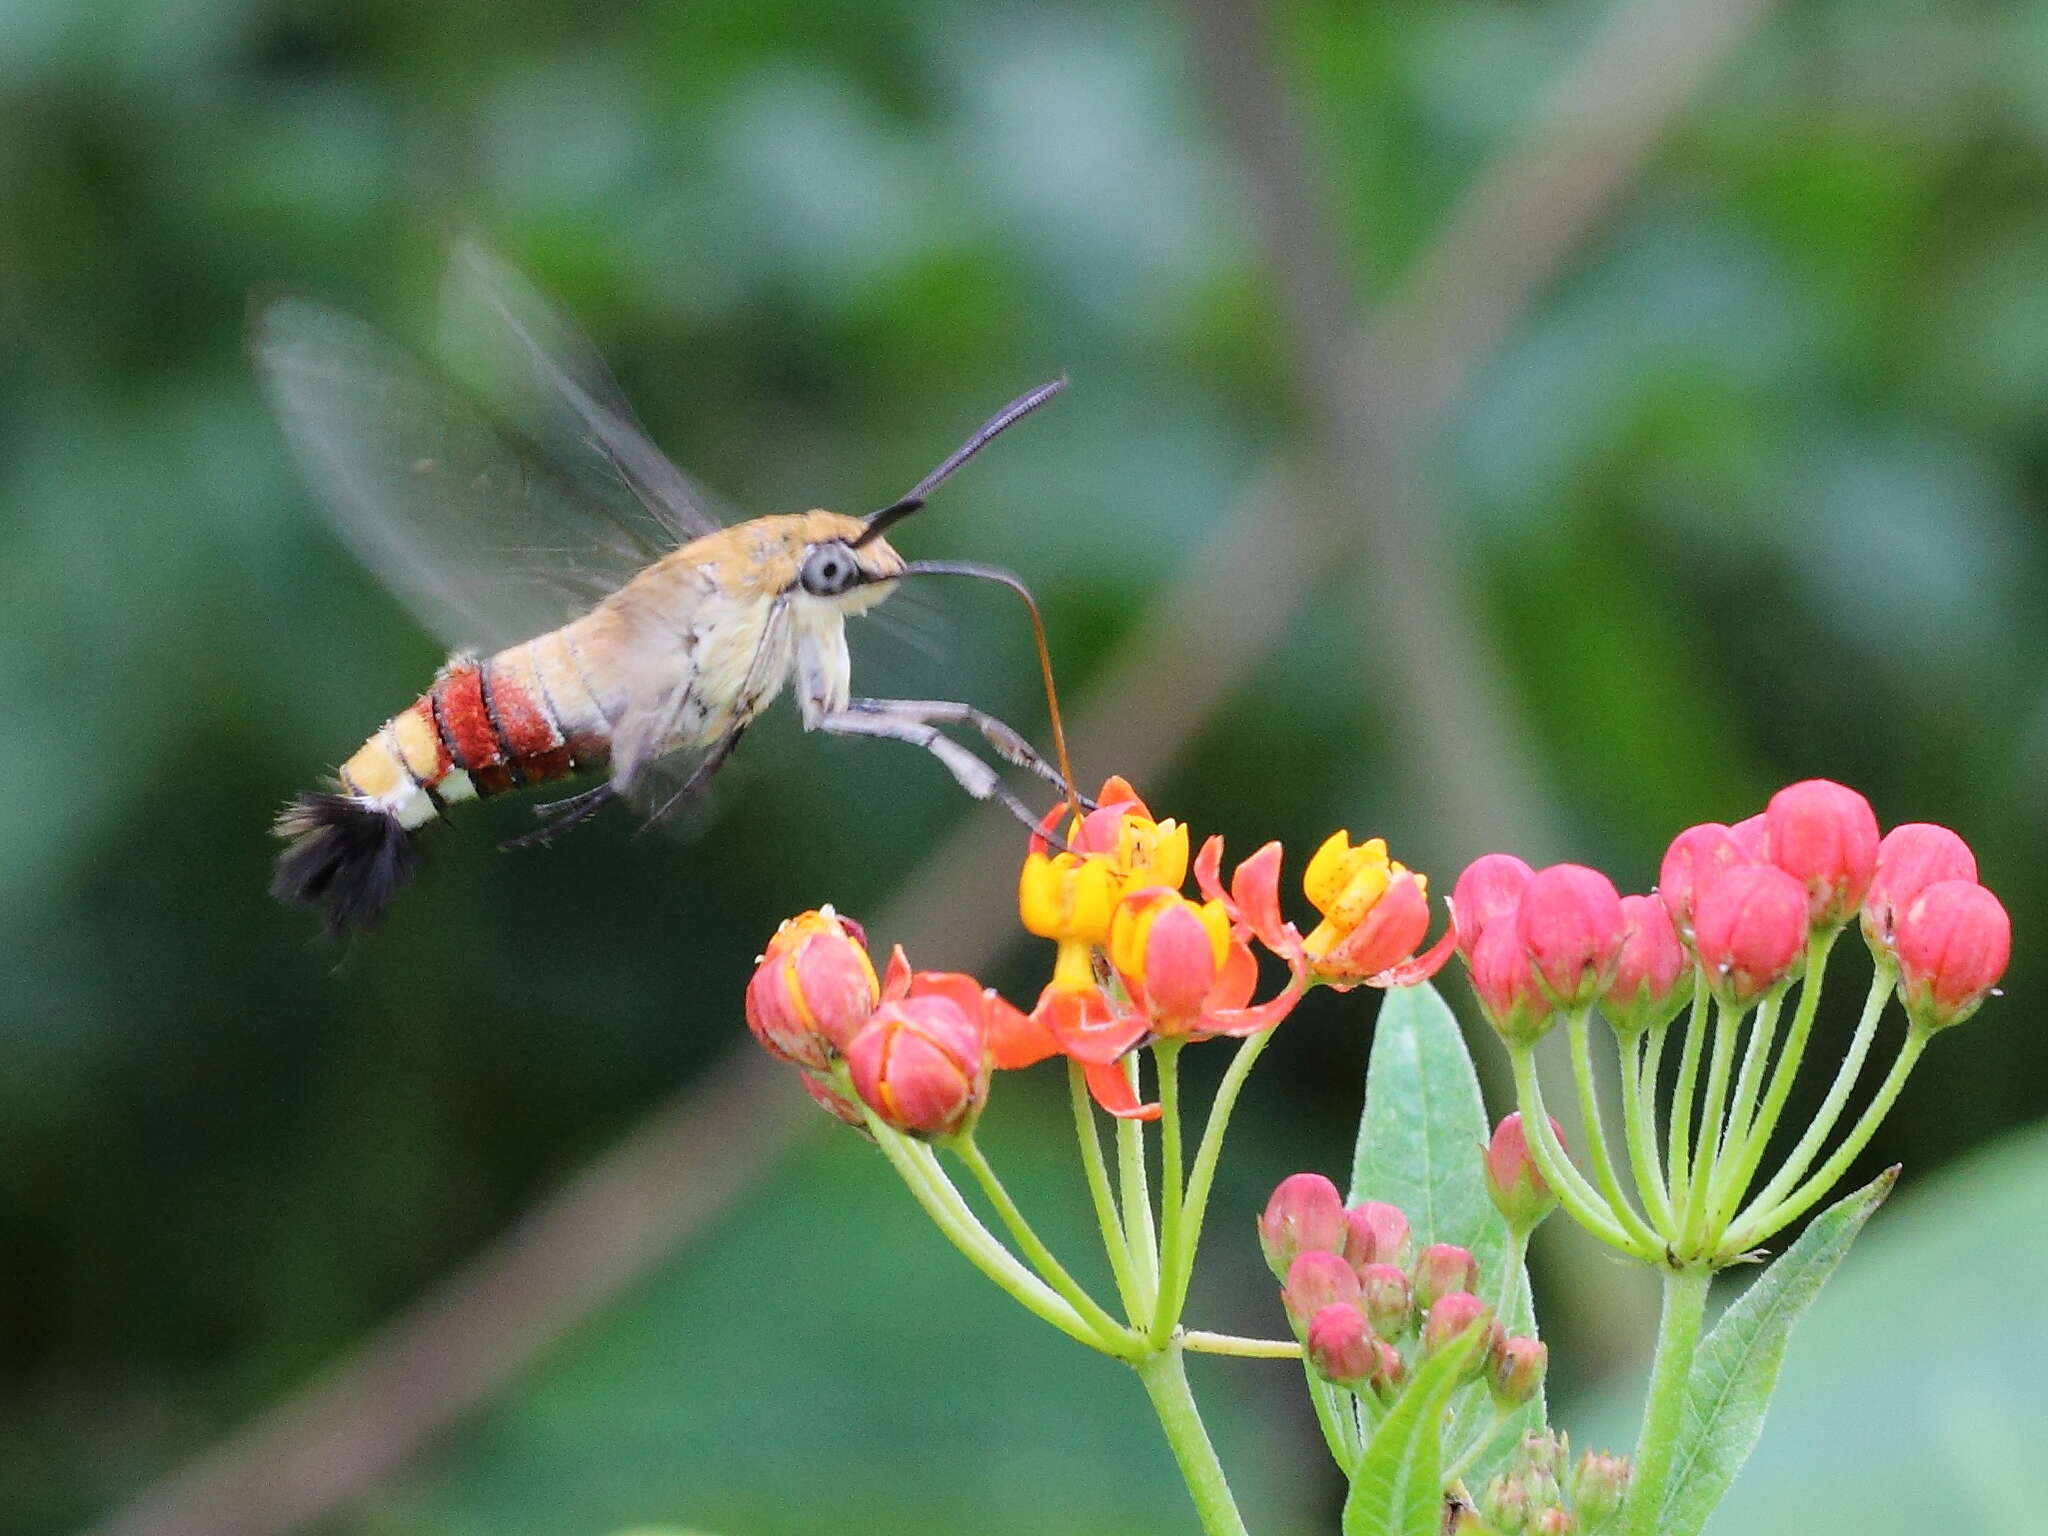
[3,0,2044,1532]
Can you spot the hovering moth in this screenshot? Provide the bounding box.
[258,242,1075,932]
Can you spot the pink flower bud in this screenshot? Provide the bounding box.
[1485,1113,1562,1232]
[1470,921,1557,1044]
[1863,823,1978,951]
[1343,1199,1412,1271]
[1374,1339,1406,1390]
[745,909,880,1068]
[1600,894,1690,1034]
[1414,1243,1480,1312]
[1659,823,1745,939]
[1354,1262,1413,1338]
[845,995,987,1137]
[1571,1451,1631,1529]
[1691,863,1808,1008]
[1728,812,1770,861]
[1282,1250,1361,1337]
[1453,854,1535,961]
[1481,1472,1534,1534]
[1765,779,1880,929]
[1516,864,1626,1009]
[798,1069,867,1127]
[1532,1508,1575,1535]
[1894,880,2009,1031]
[1491,1336,1548,1406]
[1304,1302,1378,1389]
[1422,1291,1499,1380]
[1259,1172,1348,1279]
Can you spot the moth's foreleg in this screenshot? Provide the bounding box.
[842,697,1090,806]
[817,707,1048,837]
[501,781,620,851]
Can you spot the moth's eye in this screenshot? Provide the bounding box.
[800,543,859,596]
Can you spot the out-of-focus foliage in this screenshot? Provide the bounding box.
[0,0,2042,1531]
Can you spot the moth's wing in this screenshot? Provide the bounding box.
[438,239,735,545]
[254,295,669,654]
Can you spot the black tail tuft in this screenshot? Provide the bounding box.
[272,793,420,934]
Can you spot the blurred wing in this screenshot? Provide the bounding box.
[254,296,670,653]
[438,239,733,544]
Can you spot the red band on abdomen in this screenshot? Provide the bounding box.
[486,658,575,785]
[431,662,515,795]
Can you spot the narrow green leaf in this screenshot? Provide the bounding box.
[1342,1326,1487,1536]
[1660,1167,1898,1534]
[1350,982,1539,1476]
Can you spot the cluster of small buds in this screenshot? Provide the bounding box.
[1258,1175,1542,1405]
[1480,1433,1631,1535]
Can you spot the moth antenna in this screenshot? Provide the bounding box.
[856,377,1066,547]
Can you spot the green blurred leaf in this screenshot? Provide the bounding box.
[1341,1325,1485,1536]
[1660,1167,1896,1535]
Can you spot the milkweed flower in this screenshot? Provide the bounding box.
[1862,823,1977,953]
[1018,775,1188,994]
[1452,853,1534,961]
[745,907,881,1069]
[1258,1172,1349,1279]
[1485,1112,1562,1233]
[1691,863,1807,1007]
[1893,879,2009,1032]
[846,993,989,1138]
[1295,831,1455,989]
[1599,894,1690,1034]
[1515,864,1626,1009]
[1763,779,1880,929]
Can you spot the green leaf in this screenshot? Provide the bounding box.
[1342,1326,1487,1536]
[1660,1166,1897,1534]
[1350,982,1539,1475]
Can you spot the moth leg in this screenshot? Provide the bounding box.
[501,781,619,851]
[632,721,747,839]
[843,697,1092,806]
[816,707,1057,842]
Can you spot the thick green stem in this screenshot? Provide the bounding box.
[1304,1373,1360,1471]
[1511,1046,1643,1255]
[1567,1009,1662,1251]
[1070,1061,1144,1319]
[1664,974,1710,1213]
[1623,1265,1713,1536]
[1620,1024,1673,1233]
[1134,1344,1252,1536]
[953,1135,1132,1348]
[1150,1040,1187,1345]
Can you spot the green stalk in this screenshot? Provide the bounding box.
[1622,1265,1713,1536]
[1729,929,1838,1172]
[1134,1344,1252,1536]
[1620,1023,1674,1233]
[1567,1008,1662,1251]
[1182,1331,1303,1358]
[1679,999,1741,1250]
[1150,1040,1187,1345]
[1510,1047,1642,1255]
[1715,990,1783,1183]
[1663,974,1710,1213]
[1069,1061,1144,1318]
[953,1134,1132,1348]
[1162,1026,1279,1324]
[1118,1053,1161,1312]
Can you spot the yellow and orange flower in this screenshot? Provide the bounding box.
[1019,776,1189,994]
[1297,832,1455,989]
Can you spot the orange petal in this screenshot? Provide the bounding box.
[881,943,914,1000]
[1084,1058,1161,1121]
[1231,841,1288,951]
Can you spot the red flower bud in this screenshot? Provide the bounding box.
[1728,812,1770,861]
[1422,1291,1499,1380]
[1485,1113,1562,1232]
[1259,1172,1348,1279]
[1765,779,1880,929]
[1491,1335,1548,1406]
[1691,863,1808,1008]
[1282,1250,1361,1337]
[1414,1243,1480,1311]
[1516,864,1626,1009]
[1343,1199,1413,1271]
[1863,822,1977,951]
[845,995,987,1137]
[1470,921,1557,1044]
[1354,1262,1413,1339]
[1304,1302,1379,1389]
[1453,853,1535,961]
[1600,894,1690,1034]
[1894,879,2009,1031]
[1658,823,1745,939]
[1375,1339,1407,1390]
[745,909,880,1068]
[798,1069,867,1127]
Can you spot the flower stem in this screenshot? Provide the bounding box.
[1664,974,1709,1214]
[1726,930,1838,1187]
[1567,1009,1662,1252]
[1304,1374,1361,1471]
[1162,1026,1278,1324]
[1150,1040,1187,1345]
[1118,1054,1161,1312]
[1443,1403,1513,1487]
[1182,1330,1303,1358]
[1511,1046,1643,1255]
[1134,1343,1252,1536]
[1069,1061,1144,1318]
[953,1134,1132,1347]
[1620,1024,1673,1233]
[1622,1264,1713,1536]
[1680,999,1741,1251]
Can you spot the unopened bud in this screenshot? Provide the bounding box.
[1453,853,1535,961]
[1422,1291,1498,1379]
[845,995,987,1137]
[1764,779,1879,929]
[798,1069,867,1128]
[1282,1250,1360,1337]
[1516,864,1626,1009]
[1517,1430,1570,1485]
[1894,879,2010,1032]
[1470,921,1557,1044]
[1658,823,1744,939]
[1304,1302,1378,1389]
[1691,863,1808,1007]
[1414,1243,1479,1311]
[1600,895,1690,1034]
[1491,1335,1548,1406]
[1728,812,1770,862]
[1258,1172,1348,1278]
[1482,1472,1534,1534]
[1486,1113,1562,1232]
[745,908,880,1068]
[1374,1339,1406,1390]
[1532,1508,1576,1535]
[1570,1451,1631,1530]
[1343,1199,1412,1271]
[1862,822,1977,952]
[1354,1262,1413,1338]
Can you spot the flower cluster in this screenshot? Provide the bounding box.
[1475,1432,1632,1535]
[1257,1173,1543,1408]
[749,776,1457,1130]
